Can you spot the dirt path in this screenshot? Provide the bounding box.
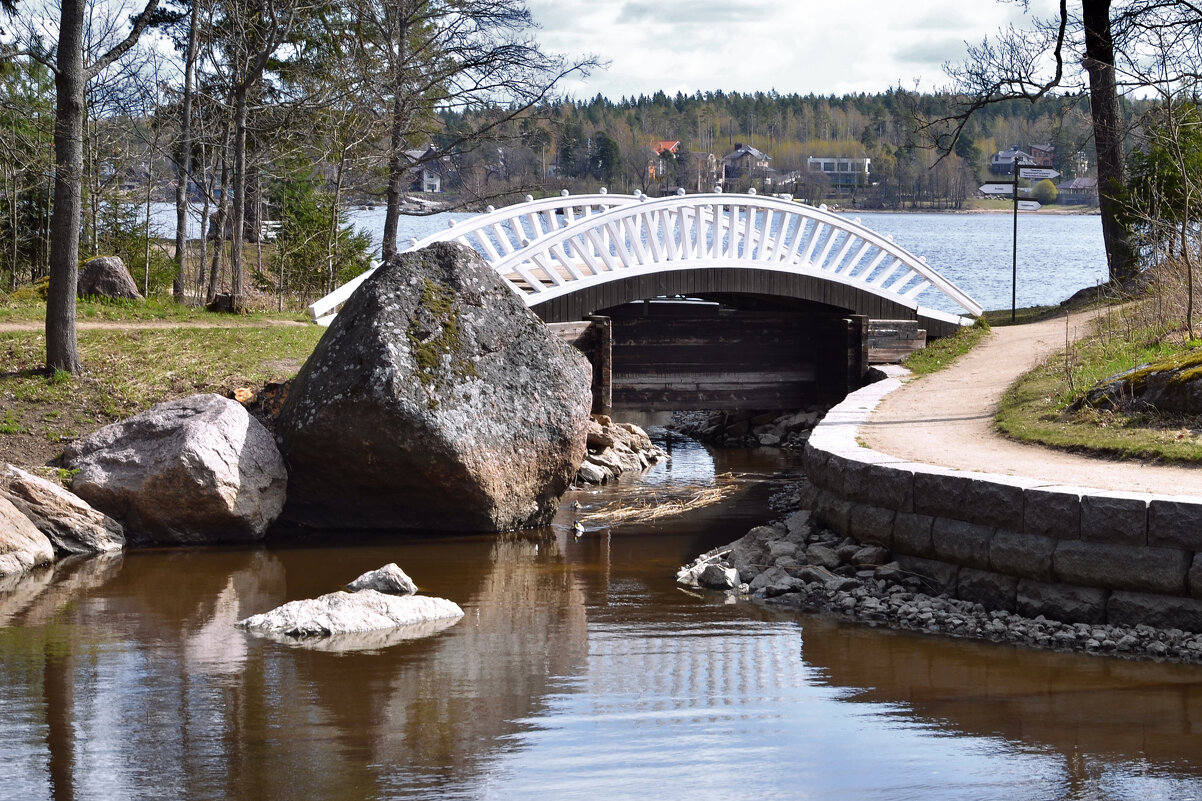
[859,312,1202,496]
[0,318,308,333]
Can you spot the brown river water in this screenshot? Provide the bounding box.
[2,437,1202,801]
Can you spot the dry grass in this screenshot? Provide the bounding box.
[577,475,738,526]
[0,324,324,471]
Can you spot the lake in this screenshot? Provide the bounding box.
[149,202,1108,314]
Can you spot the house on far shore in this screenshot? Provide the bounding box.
[989,146,1034,175]
[1029,143,1055,167]
[1056,176,1099,205]
[806,156,871,189]
[404,144,446,193]
[648,140,680,180]
[722,142,771,181]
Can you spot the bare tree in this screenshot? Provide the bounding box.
[344,0,600,259]
[1126,13,1202,336]
[8,0,161,370]
[936,0,1199,284]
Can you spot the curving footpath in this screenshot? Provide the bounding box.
[860,311,1202,495]
[802,310,1202,633]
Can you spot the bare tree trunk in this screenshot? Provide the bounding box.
[382,92,407,261]
[47,0,86,372]
[86,114,97,256]
[1082,0,1138,284]
[143,156,153,295]
[229,84,248,311]
[173,0,201,302]
[327,151,346,292]
[207,129,231,304]
[196,141,212,303]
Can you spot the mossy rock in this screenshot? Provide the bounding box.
[1082,348,1202,414]
[7,276,50,302]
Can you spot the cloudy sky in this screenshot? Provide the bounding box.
[525,0,1061,100]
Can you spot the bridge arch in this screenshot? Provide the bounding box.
[309,191,984,411]
[310,190,982,337]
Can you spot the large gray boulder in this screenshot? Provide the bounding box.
[0,495,54,577]
[63,394,288,544]
[0,464,124,555]
[275,242,593,532]
[77,256,143,300]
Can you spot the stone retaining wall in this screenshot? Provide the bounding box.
[803,371,1202,632]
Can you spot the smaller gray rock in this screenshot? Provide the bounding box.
[768,540,799,561]
[784,510,811,540]
[749,565,791,593]
[805,544,842,570]
[852,545,890,567]
[0,464,124,555]
[346,563,418,595]
[77,256,143,300]
[576,461,609,485]
[0,496,54,577]
[698,563,739,590]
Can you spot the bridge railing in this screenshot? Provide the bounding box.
[309,189,983,325]
[488,192,983,318]
[308,191,641,324]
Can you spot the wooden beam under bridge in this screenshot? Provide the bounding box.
[549,301,868,413]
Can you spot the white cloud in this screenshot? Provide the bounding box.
[528,0,1067,99]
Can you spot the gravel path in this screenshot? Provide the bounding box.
[859,311,1202,496]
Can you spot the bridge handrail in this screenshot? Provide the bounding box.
[488,192,984,318]
[307,191,642,322]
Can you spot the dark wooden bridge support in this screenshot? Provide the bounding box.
[546,316,613,415]
[549,300,869,413]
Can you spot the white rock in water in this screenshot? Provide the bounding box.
[346,563,418,595]
[236,589,463,640]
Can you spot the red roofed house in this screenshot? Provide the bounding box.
[648,140,681,180]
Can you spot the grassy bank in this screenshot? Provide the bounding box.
[0,315,324,473]
[996,301,1202,463]
[1,290,311,325]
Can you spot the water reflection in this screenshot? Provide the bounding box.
[802,616,1202,778]
[1,440,1201,800]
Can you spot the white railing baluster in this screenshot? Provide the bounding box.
[314,191,984,324]
[814,228,842,271]
[800,221,825,265]
[836,240,873,276]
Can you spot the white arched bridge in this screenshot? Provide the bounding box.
[311,190,983,412]
[311,190,982,331]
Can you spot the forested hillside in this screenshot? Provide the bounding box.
[437,90,1111,207]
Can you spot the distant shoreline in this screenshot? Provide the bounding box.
[831,204,1100,216]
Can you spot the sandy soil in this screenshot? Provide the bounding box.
[859,312,1202,496]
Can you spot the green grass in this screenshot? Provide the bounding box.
[902,318,991,375]
[996,315,1202,463]
[982,305,1060,327]
[0,293,311,324]
[0,409,27,435]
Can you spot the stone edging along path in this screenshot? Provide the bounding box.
[803,365,1202,633]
